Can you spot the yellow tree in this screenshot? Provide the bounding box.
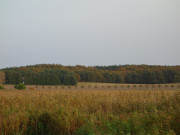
[0,71,5,84]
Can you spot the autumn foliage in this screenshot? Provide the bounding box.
[1,64,180,85]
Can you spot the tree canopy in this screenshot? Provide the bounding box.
[1,64,180,85]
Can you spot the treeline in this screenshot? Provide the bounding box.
[125,70,176,84]
[76,70,122,83]
[1,64,180,85]
[95,65,180,84]
[4,69,77,85]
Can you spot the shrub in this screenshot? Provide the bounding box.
[81,85,84,89]
[14,83,26,90]
[133,85,136,88]
[94,85,97,88]
[0,85,3,89]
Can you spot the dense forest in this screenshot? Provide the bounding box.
[1,64,180,85]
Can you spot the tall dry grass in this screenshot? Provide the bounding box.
[0,89,179,135]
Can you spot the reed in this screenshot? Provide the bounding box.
[0,89,179,135]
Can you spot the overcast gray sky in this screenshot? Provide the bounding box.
[0,0,180,69]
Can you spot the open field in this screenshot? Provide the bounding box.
[0,89,180,135]
[2,82,180,90]
[77,82,180,90]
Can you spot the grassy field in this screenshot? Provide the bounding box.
[2,82,180,90]
[0,89,179,135]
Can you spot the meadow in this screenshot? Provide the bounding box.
[2,82,180,91]
[0,87,180,135]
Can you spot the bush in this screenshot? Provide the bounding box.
[0,85,3,89]
[14,83,26,90]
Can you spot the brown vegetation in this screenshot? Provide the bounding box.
[0,71,5,84]
[0,89,179,134]
[2,82,180,91]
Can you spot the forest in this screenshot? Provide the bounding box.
[1,64,180,85]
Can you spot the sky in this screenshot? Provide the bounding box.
[0,0,180,69]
